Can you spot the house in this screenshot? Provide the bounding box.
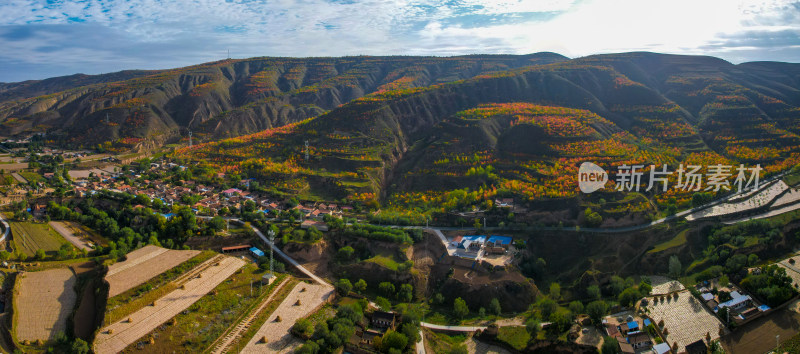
[31,203,46,218]
[653,342,671,354]
[43,172,55,179]
[701,292,714,302]
[222,188,242,198]
[605,323,621,338]
[371,311,396,329]
[716,291,752,312]
[486,235,513,249]
[457,235,486,253]
[685,339,708,354]
[627,331,652,349]
[495,198,514,207]
[450,236,463,247]
[619,321,639,336]
[250,247,265,258]
[617,337,635,353]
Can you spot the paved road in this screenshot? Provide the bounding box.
[0,209,8,243]
[248,224,327,285]
[420,322,487,331]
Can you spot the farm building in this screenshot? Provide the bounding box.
[486,235,512,254]
[221,245,251,254]
[250,247,265,258]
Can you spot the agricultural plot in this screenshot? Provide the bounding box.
[773,188,800,208]
[241,282,334,353]
[105,245,200,297]
[686,181,788,221]
[10,221,70,257]
[649,275,685,295]
[48,221,93,251]
[94,255,245,354]
[14,268,77,342]
[647,290,722,353]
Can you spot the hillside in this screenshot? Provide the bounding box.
[0,53,567,150]
[177,52,800,224]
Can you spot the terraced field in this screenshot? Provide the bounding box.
[14,268,77,341]
[94,254,245,354]
[105,245,200,297]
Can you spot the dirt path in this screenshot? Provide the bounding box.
[48,221,92,251]
[240,282,334,353]
[93,255,245,354]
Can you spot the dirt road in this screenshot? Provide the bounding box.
[48,221,92,251]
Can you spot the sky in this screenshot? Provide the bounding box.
[1,0,799,82]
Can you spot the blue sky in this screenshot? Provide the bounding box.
[1,0,799,82]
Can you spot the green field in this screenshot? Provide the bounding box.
[17,171,44,183]
[363,253,400,270]
[647,229,688,254]
[497,326,530,351]
[9,221,70,257]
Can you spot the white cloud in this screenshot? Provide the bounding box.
[0,0,798,81]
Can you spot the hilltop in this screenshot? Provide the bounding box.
[176,52,800,225]
[0,53,567,150]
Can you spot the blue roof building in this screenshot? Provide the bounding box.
[250,247,265,257]
[487,235,513,247]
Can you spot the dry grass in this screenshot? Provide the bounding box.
[14,268,77,341]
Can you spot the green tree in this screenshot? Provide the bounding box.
[336,246,355,262]
[618,287,641,307]
[453,297,469,320]
[336,278,352,296]
[71,338,90,354]
[382,330,408,352]
[489,298,502,316]
[550,308,573,331]
[587,284,601,299]
[601,336,620,354]
[549,282,561,300]
[379,282,395,296]
[538,298,557,319]
[719,274,730,288]
[208,216,226,231]
[398,283,414,303]
[292,318,315,339]
[586,300,609,324]
[375,296,392,311]
[584,208,603,227]
[354,279,367,294]
[35,248,46,261]
[0,251,10,261]
[638,281,652,296]
[569,301,584,315]
[525,318,541,338]
[669,255,682,279]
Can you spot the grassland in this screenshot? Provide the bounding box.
[104,250,216,325]
[17,171,43,183]
[424,330,469,354]
[9,221,71,257]
[363,253,400,271]
[647,229,688,254]
[496,326,530,351]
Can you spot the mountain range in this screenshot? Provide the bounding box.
[3,52,800,222]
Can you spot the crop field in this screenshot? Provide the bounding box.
[14,268,77,342]
[105,245,200,297]
[10,221,70,257]
[93,255,245,354]
[774,188,800,208]
[686,181,789,221]
[241,282,334,353]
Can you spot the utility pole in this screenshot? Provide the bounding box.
[188,130,192,147]
[105,112,109,124]
[269,229,275,276]
[304,140,309,161]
